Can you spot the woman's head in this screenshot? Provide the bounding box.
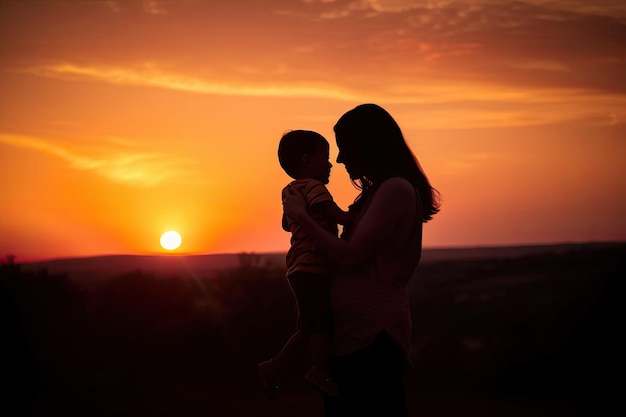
[333,103,440,222]
[334,104,407,183]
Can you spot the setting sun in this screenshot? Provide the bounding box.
[160,231,182,251]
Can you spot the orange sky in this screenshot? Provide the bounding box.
[1,0,625,261]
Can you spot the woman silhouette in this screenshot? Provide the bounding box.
[283,103,440,416]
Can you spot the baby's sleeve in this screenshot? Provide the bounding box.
[305,181,334,206]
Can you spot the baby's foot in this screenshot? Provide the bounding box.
[305,367,339,397]
[258,359,280,401]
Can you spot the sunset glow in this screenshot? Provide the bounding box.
[1,1,625,261]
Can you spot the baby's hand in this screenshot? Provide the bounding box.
[283,185,307,221]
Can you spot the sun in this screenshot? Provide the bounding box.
[160,231,182,251]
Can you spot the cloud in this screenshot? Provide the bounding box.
[101,0,171,15]
[519,0,626,20]
[364,0,626,20]
[290,0,626,97]
[26,62,365,102]
[11,2,624,99]
[511,61,571,73]
[143,1,168,15]
[103,1,122,13]
[0,133,197,187]
[443,152,496,172]
[23,61,626,129]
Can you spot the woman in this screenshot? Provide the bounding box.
[283,103,440,416]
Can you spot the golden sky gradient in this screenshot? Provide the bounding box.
[1,0,625,261]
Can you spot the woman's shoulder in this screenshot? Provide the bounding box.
[376,177,415,197]
[363,177,416,214]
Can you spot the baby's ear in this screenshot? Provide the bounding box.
[302,153,312,167]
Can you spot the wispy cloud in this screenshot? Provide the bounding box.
[26,62,365,102]
[0,133,198,187]
[292,0,626,97]
[102,1,122,13]
[23,61,626,128]
[101,0,172,15]
[511,61,571,73]
[443,152,496,172]
[364,0,626,20]
[142,1,169,15]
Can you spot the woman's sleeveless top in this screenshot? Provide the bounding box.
[330,178,422,364]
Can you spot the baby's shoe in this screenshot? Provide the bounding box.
[305,367,339,397]
[258,359,280,401]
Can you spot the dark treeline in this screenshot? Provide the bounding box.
[1,243,623,416]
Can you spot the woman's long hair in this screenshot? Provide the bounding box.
[333,103,440,222]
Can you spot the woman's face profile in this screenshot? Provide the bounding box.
[336,132,364,180]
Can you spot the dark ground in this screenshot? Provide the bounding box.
[1,243,623,416]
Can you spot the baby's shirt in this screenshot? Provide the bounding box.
[283,179,338,276]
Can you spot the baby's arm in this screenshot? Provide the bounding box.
[284,177,414,269]
[281,185,291,232]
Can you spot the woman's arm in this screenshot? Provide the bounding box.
[314,201,353,225]
[284,177,414,269]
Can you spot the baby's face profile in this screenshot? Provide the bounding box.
[306,145,332,184]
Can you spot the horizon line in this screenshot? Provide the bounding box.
[7,240,625,265]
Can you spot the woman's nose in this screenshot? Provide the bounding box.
[336,153,343,164]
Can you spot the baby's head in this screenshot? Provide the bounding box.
[278,130,331,183]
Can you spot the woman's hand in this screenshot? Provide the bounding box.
[282,185,308,222]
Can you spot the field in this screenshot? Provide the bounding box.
[2,242,623,416]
